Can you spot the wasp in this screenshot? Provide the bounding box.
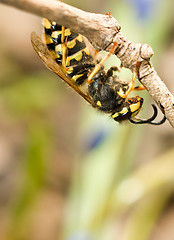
[31,18,166,125]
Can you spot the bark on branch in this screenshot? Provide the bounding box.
[1,0,174,127]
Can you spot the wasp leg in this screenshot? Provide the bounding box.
[106,64,123,77]
[117,61,141,98]
[132,85,145,91]
[129,104,166,125]
[111,96,143,122]
[61,26,68,69]
[106,12,113,17]
[88,42,118,83]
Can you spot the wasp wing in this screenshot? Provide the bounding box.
[31,32,91,104]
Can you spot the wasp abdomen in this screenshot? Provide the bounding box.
[43,18,95,86]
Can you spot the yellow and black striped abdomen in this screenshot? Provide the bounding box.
[43,19,95,85]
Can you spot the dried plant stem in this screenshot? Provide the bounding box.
[0,0,174,127]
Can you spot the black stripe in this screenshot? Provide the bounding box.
[45,21,68,34]
[66,32,79,41]
[67,40,86,56]
[51,23,62,31]
[69,51,93,66]
[55,58,62,64]
[112,105,132,122]
[46,43,55,51]
[76,73,88,85]
[44,27,52,36]
[68,63,94,77]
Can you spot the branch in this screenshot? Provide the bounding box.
[1,0,174,127]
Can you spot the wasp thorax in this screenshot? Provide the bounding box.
[88,73,124,113]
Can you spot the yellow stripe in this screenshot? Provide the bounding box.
[72,74,84,81]
[51,31,61,39]
[111,112,119,119]
[112,107,128,119]
[44,34,53,44]
[76,35,83,42]
[130,102,141,113]
[51,28,71,40]
[66,47,89,66]
[52,21,57,26]
[67,34,84,49]
[65,28,71,36]
[84,47,90,55]
[43,19,71,38]
[66,51,83,66]
[73,51,83,61]
[43,18,51,29]
[67,39,76,49]
[119,107,129,115]
[66,67,74,74]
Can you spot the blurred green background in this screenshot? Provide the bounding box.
[0,0,174,240]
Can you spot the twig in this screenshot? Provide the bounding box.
[1,0,174,127]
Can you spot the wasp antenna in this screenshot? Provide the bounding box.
[129,104,166,125]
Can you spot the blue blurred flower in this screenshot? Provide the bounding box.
[126,0,158,20]
[82,128,108,151]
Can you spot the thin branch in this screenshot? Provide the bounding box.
[1,0,174,127]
